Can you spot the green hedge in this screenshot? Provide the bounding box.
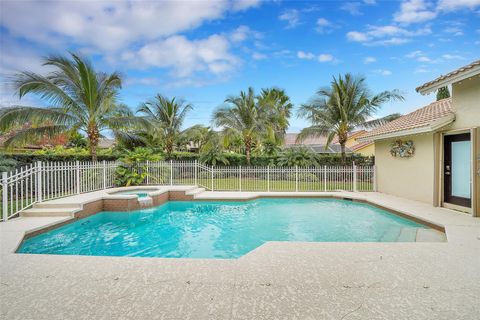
[3,151,374,169]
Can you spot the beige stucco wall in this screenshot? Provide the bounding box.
[375,133,435,204]
[451,75,480,130]
[356,143,375,156]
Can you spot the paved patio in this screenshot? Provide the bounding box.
[1,189,479,319]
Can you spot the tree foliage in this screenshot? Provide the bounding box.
[298,74,404,163]
[0,53,145,160]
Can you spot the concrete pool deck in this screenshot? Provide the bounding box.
[1,187,479,319]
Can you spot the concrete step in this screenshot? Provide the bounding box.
[33,202,81,209]
[185,187,206,196]
[21,207,79,217]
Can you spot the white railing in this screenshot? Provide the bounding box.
[1,160,375,221]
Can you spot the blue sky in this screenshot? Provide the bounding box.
[1,0,479,132]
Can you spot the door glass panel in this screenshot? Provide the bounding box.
[451,140,471,198]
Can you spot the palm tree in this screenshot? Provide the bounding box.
[277,147,320,167]
[258,88,293,145]
[0,53,142,160]
[213,87,267,165]
[182,124,211,151]
[137,94,192,158]
[298,74,404,164]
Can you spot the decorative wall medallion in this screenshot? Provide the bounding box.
[390,140,415,158]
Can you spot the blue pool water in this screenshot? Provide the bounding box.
[18,198,427,259]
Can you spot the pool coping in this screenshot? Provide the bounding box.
[2,186,479,256]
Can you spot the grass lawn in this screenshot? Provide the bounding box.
[191,178,372,192]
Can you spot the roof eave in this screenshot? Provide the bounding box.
[357,114,455,142]
[416,65,480,95]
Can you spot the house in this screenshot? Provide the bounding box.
[359,60,480,217]
[283,133,354,154]
[332,130,375,156]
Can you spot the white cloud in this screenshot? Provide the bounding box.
[405,50,435,62]
[341,2,363,15]
[279,9,300,28]
[417,56,432,62]
[318,54,334,62]
[406,50,424,58]
[316,18,333,33]
[363,56,377,64]
[347,31,369,42]
[297,51,316,60]
[374,69,392,76]
[364,0,377,4]
[442,54,465,60]
[231,0,262,11]
[252,52,267,60]
[126,34,239,78]
[0,0,260,52]
[444,26,464,36]
[347,25,430,45]
[124,77,161,86]
[230,25,250,42]
[437,0,480,11]
[394,0,437,24]
[297,52,335,63]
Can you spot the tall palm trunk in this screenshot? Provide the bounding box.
[166,135,174,159]
[87,123,100,161]
[340,143,346,165]
[244,136,252,165]
[338,131,348,165]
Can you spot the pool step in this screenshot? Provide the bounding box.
[33,202,82,209]
[396,228,418,242]
[21,207,79,217]
[186,187,206,197]
[416,228,446,242]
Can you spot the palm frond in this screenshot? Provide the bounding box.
[3,125,69,147]
[0,106,77,131]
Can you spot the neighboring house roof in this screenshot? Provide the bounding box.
[416,60,480,95]
[285,144,353,154]
[358,98,454,141]
[351,141,373,152]
[98,138,116,148]
[332,130,368,144]
[284,133,327,145]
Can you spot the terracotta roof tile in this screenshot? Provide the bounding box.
[361,98,453,140]
[351,141,373,151]
[416,60,480,92]
[284,133,327,145]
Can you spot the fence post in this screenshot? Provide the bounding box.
[353,162,357,192]
[324,165,327,192]
[373,165,377,192]
[76,161,80,194]
[267,166,270,192]
[211,166,214,191]
[194,160,198,186]
[36,161,43,203]
[170,160,173,185]
[146,160,149,185]
[2,172,7,221]
[239,166,242,192]
[295,166,298,192]
[102,160,107,189]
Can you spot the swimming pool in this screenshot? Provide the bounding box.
[18,198,430,259]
